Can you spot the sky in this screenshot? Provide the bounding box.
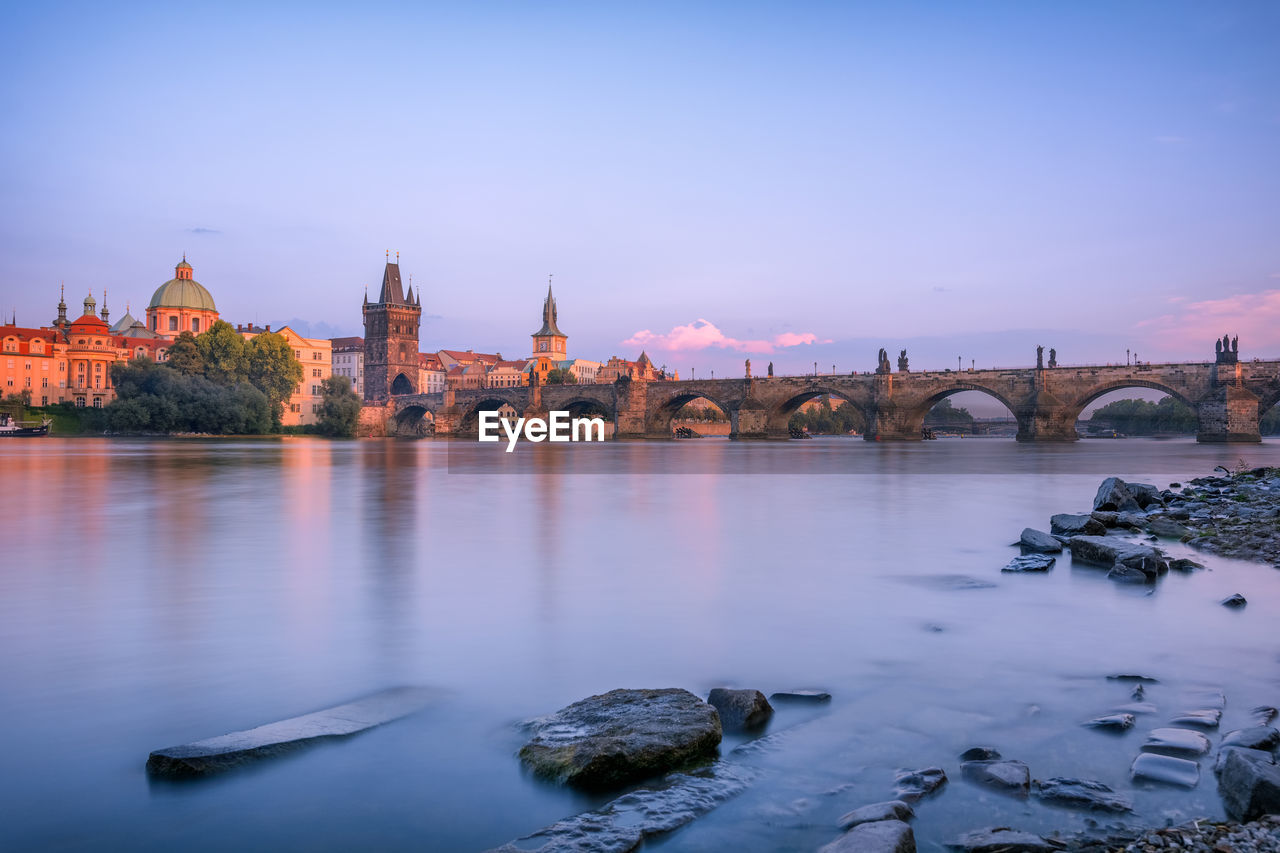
[2,1,1278,388]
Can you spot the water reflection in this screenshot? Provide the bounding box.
[0,437,1278,851]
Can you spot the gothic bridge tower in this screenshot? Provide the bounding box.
[362,254,422,403]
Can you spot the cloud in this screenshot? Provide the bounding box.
[623,318,830,354]
[188,227,222,235]
[1136,289,1280,355]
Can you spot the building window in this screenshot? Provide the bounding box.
[169,316,178,331]
[41,378,48,388]
[75,397,85,407]
[93,397,102,408]
[152,315,157,330]
[313,352,321,360]
[24,377,31,387]
[192,318,201,333]
[312,368,321,377]
[41,396,48,406]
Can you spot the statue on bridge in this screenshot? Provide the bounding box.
[745,358,751,379]
[767,362,773,377]
[897,349,909,372]
[1048,348,1057,368]
[876,348,891,374]
[1036,345,1044,369]
[1217,333,1239,364]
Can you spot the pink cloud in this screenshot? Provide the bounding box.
[1138,289,1280,357]
[623,318,830,354]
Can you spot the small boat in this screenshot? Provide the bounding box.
[0,412,51,436]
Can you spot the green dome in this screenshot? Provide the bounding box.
[148,278,217,311]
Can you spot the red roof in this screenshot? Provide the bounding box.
[0,326,62,355]
[418,352,444,369]
[68,314,110,334]
[440,349,502,364]
[331,336,364,350]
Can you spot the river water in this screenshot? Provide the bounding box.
[2,437,1278,852]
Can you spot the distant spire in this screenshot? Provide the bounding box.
[100,289,109,324]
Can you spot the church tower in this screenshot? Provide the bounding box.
[530,280,567,359]
[362,253,422,402]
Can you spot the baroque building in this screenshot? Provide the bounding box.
[146,257,219,338]
[362,257,421,402]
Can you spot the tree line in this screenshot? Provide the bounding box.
[1088,396,1280,435]
[45,320,362,436]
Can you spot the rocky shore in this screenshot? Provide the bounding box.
[490,468,1280,852]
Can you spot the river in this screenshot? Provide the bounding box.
[1,436,1278,851]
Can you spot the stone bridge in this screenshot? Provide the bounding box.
[384,353,1280,443]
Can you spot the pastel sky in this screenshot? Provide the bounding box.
[2,1,1278,381]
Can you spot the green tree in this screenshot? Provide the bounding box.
[245,331,304,424]
[1088,397,1197,434]
[788,397,867,434]
[196,320,249,386]
[545,367,577,385]
[105,358,271,435]
[164,331,204,375]
[924,398,976,426]
[316,375,362,437]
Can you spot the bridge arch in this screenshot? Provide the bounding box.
[870,381,1025,441]
[766,388,873,438]
[459,396,524,435]
[648,390,735,437]
[391,403,435,437]
[1067,378,1198,416]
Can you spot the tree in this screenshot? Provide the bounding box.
[196,320,249,386]
[164,331,204,375]
[545,367,577,385]
[245,331,304,424]
[924,398,976,426]
[105,358,271,435]
[316,375,362,437]
[1088,397,1197,434]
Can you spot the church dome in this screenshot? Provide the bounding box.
[148,258,216,311]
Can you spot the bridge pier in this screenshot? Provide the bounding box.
[864,403,924,442]
[1196,381,1262,443]
[1014,394,1078,442]
[729,402,775,440]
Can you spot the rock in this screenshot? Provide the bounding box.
[1169,709,1221,728]
[1251,706,1279,725]
[1019,528,1063,553]
[1221,726,1280,751]
[1069,536,1167,575]
[948,827,1059,852]
[1127,482,1164,508]
[1083,714,1135,731]
[1147,518,1193,539]
[837,800,914,830]
[1106,564,1152,584]
[518,688,722,789]
[1214,746,1275,776]
[1113,702,1158,715]
[706,688,773,731]
[961,759,1030,795]
[1221,593,1248,607]
[959,747,1002,761]
[1131,683,1145,699]
[145,686,439,778]
[1142,727,1212,757]
[1169,558,1205,571]
[1131,752,1200,788]
[1189,689,1227,710]
[1052,513,1107,537]
[769,690,831,704]
[1094,477,1142,512]
[893,766,947,802]
[1218,748,1280,822]
[822,819,915,853]
[1032,777,1134,813]
[1107,674,1160,683]
[487,761,755,853]
[1091,510,1120,527]
[1003,554,1056,573]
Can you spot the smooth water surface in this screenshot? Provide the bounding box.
[2,437,1278,851]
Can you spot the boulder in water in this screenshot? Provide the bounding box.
[706,688,773,731]
[1003,554,1056,573]
[1131,752,1199,787]
[1221,726,1280,751]
[1218,748,1280,822]
[518,688,722,789]
[1052,513,1106,537]
[1142,727,1211,757]
[948,827,1059,852]
[893,766,947,802]
[822,819,915,853]
[1032,777,1133,813]
[1018,528,1062,553]
[837,800,914,830]
[960,759,1030,795]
